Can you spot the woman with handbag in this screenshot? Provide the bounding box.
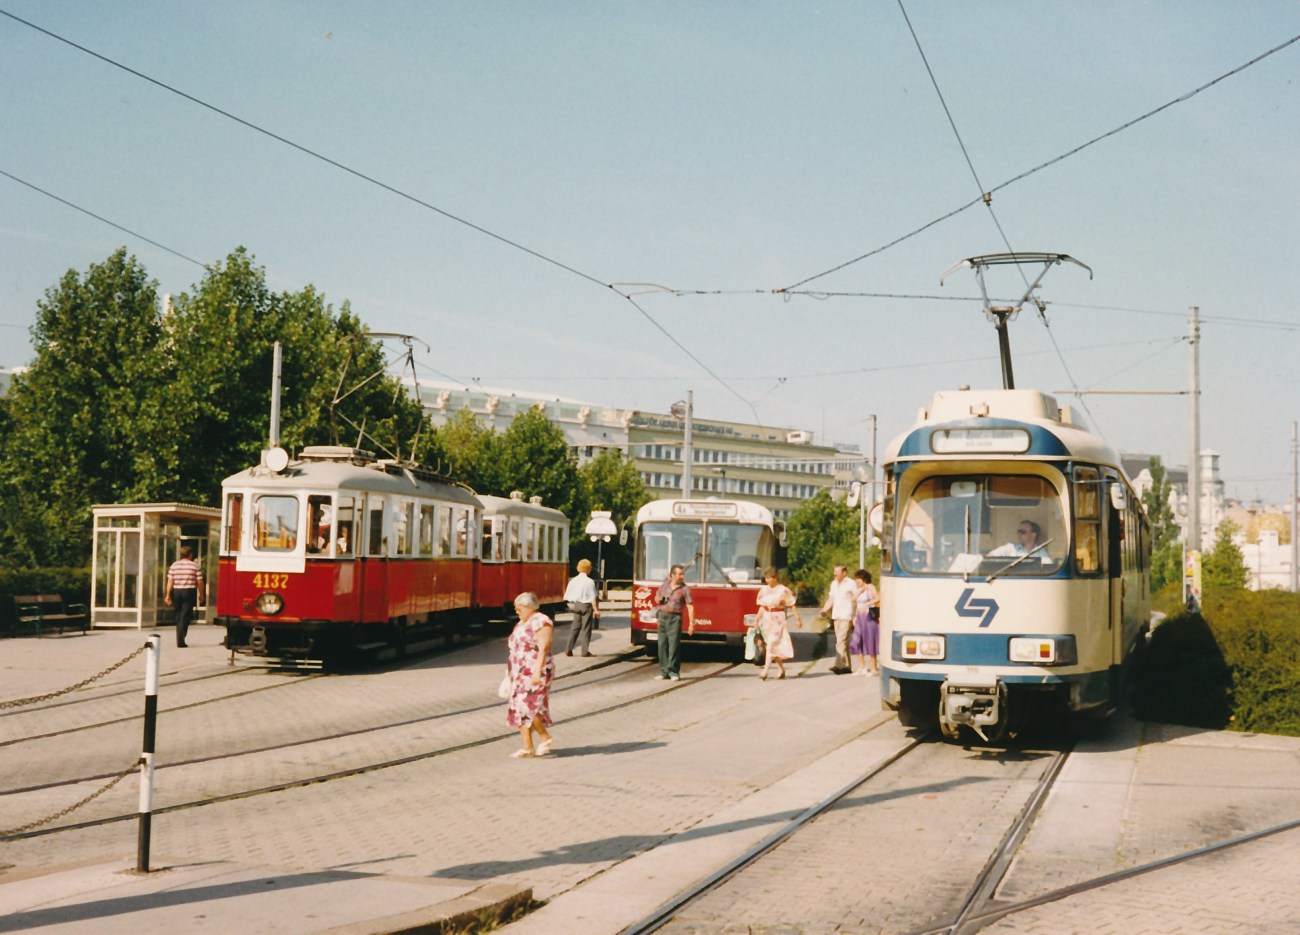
[850,569,881,675]
[755,567,797,680]
[505,592,557,758]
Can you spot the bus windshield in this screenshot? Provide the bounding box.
[636,521,772,584]
[896,474,1065,576]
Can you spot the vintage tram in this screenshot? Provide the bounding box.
[629,498,787,658]
[216,445,568,665]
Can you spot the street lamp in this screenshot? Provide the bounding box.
[584,510,617,588]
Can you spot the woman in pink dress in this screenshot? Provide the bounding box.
[506,592,556,758]
[756,567,797,680]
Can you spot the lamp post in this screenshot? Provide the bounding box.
[584,511,617,591]
[671,391,694,499]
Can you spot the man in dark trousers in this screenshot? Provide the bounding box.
[654,563,695,681]
[164,545,204,648]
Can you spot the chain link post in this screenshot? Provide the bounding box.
[136,634,160,872]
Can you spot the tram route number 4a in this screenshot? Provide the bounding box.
[955,588,999,628]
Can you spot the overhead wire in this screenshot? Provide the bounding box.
[0,7,756,415]
[779,29,1300,293]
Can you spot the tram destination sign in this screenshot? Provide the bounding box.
[931,427,1031,454]
[671,501,740,519]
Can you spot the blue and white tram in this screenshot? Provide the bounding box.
[878,388,1151,741]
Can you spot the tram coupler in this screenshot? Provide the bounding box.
[939,673,1004,742]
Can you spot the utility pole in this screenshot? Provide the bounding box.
[676,390,694,500]
[1292,421,1298,592]
[1186,306,1201,610]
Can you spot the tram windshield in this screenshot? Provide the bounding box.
[636,521,772,584]
[896,475,1065,576]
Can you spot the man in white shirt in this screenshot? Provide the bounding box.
[988,520,1042,558]
[820,564,858,674]
[563,558,601,657]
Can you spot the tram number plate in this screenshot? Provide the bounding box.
[251,573,291,589]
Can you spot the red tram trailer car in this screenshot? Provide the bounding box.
[217,445,568,665]
[630,498,787,658]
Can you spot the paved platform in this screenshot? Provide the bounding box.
[0,858,530,934]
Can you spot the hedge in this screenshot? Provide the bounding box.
[0,567,92,632]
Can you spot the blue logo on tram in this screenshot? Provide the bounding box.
[955,588,999,628]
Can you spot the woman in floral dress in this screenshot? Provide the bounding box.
[506,592,556,758]
[756,567,797,680]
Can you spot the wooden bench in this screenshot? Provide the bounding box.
[12,594,88,636]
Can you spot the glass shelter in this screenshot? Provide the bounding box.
[90,503,220,629]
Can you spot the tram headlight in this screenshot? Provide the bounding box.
[898,635,945,661]
[255,591,285,615]
[1008,636,1077,665]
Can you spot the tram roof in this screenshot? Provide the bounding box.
[636,497,775,526]
[221,454,480,505]
[478,493,568,521]
[884,388,1123,469]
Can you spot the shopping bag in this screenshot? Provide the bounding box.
[497,674,511,699]
[744,626,757,661]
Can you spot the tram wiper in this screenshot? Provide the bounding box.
[985,538,1054,583]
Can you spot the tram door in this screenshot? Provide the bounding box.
[357,495,389,623]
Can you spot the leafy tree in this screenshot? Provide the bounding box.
[572,449,650,579]
[422,408,505,496]
[496,407,584,520]
[0,249,168,566]
[785,490,864,601]
[1202,519,1249,592]
[1141,456,1180,550]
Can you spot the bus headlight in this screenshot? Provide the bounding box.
[899,635,946,660]
[1008,636,1076,665]
[255,592,285,615]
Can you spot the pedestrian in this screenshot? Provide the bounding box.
[756,567,797,680]
[505,592,556,758]
[164,545,204,648]
[819,564,858,674]
[654,563,694,681]
[987,519,1042,558]
[850,569,880,675]
[563,558,601,657]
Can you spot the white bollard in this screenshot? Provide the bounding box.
[136,634,160,872]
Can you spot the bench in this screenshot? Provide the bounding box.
[11,594,88,636]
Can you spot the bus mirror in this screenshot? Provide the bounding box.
[619,528,628,546]
[868,502,884,536]
[1109,483,1127,512]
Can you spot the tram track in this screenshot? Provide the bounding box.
[0,656,742,842]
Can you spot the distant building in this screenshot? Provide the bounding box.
[411,380,865,519]
[1125,450,1228,550]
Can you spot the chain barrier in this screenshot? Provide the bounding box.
[0,642,149,710]
[0,757,143,838]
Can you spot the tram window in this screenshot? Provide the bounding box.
[481,517,494,560]
[454,509,470,556]
[509,518,522,561]
[420,505,435,556]
[224,493,243,553]
[391,501,412,555]
[336,497,354,554]
[702,524,769,583]
[438,505,452,556]
[307,495,333,553]
[1073,467,1102,575]
[367,501,385,556]
[896,476,1064,576]
[253,495,299,552]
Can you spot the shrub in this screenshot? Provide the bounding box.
[1201,589,1300,736]
[0,567,92,631]
[1132,609,1232,729]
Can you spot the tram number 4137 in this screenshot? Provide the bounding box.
[252,573,291,589]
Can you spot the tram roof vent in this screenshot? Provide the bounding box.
[300,445,375,464]
[529,495,544,506]
[509,490,525,501]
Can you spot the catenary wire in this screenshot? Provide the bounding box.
[779,30,1300,292]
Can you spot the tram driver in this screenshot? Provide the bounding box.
[987,519,1044,559]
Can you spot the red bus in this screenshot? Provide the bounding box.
[630,498,787,659]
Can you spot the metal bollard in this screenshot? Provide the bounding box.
[136,634,160,872]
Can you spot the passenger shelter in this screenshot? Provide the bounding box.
[90,503,220,629]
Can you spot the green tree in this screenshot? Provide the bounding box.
[785,490,864,601]
[1142,456,1186,593]
[0,249,168,566]
[496,407,584,520]
[1202,519,1249,592]
[422,408,504,496]
[573,449,650,578]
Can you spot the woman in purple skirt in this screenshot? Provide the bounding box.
[849,569,880,675]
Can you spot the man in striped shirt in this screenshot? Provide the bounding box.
[165,546,204,648]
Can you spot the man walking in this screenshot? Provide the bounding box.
[820,564,857,674]
[654,563,694,681]
[164,545,204,648]
[563,558,601,657]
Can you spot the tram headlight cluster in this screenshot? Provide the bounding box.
[898,635,946,660]
[1007,636,1077,666]
[255,591,285,615]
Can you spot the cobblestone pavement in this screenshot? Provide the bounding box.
[4,615,1299,935]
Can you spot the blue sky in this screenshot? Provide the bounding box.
[2,2,1298,505]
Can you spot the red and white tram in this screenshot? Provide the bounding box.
[217,445,568,665]
[629,498,787,658]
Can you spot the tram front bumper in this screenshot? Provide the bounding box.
[939,673,1003,741]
